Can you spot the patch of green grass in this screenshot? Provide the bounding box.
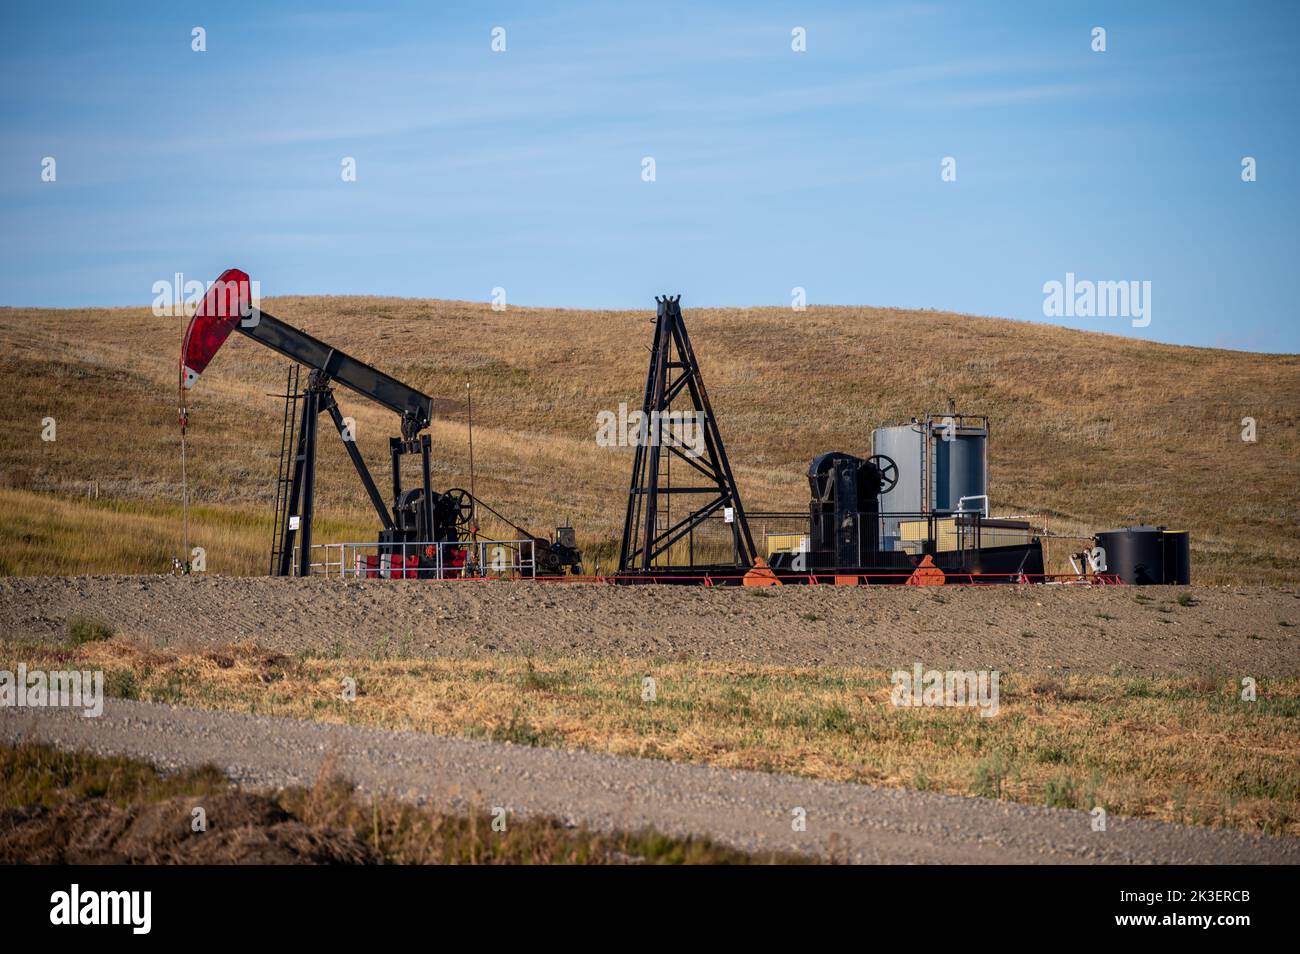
[489,707,559,747]
[103,668,140,700]
[1045,775,1080,809]
[66,614,113,644]
[971,754,1006,799]
[1035,744,1071,765]
[0,741,228,810]
[817,703,854,733]
[518,656,570,692]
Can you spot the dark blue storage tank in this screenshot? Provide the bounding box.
[933,430,987,512]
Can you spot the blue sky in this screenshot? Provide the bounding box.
[1,0,1297,352]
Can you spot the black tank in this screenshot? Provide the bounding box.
[1162,530,1191,585]
[1095,526,1167,585]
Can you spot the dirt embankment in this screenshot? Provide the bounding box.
[2,576,1297,675]
[0,792,378,865]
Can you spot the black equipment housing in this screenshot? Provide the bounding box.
[537,526,584,575]
[808,452,890,566]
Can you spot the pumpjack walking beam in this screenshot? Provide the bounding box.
[618,295,756,572]
[239,309,432,428]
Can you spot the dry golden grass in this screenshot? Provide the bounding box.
[0,487,369,576]
[1,298,1296,580]
[13,638,1297,835]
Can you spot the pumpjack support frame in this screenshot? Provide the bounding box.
[617,295,756,573]
[273,369,437,577]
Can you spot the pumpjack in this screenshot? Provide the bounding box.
[180,268,476,577]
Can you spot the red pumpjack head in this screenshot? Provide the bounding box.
[179,268,255,391]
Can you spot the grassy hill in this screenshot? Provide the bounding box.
[0,297,1296,582]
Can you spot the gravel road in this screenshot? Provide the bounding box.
[4,700,1295,864]
[3,576,1298,675]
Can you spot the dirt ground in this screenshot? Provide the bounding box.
[2,576,1297,675]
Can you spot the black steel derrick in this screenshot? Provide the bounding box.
[617,296,755,574]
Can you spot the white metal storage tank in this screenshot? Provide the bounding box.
[871,424,924,515]
[871,414,988,515]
